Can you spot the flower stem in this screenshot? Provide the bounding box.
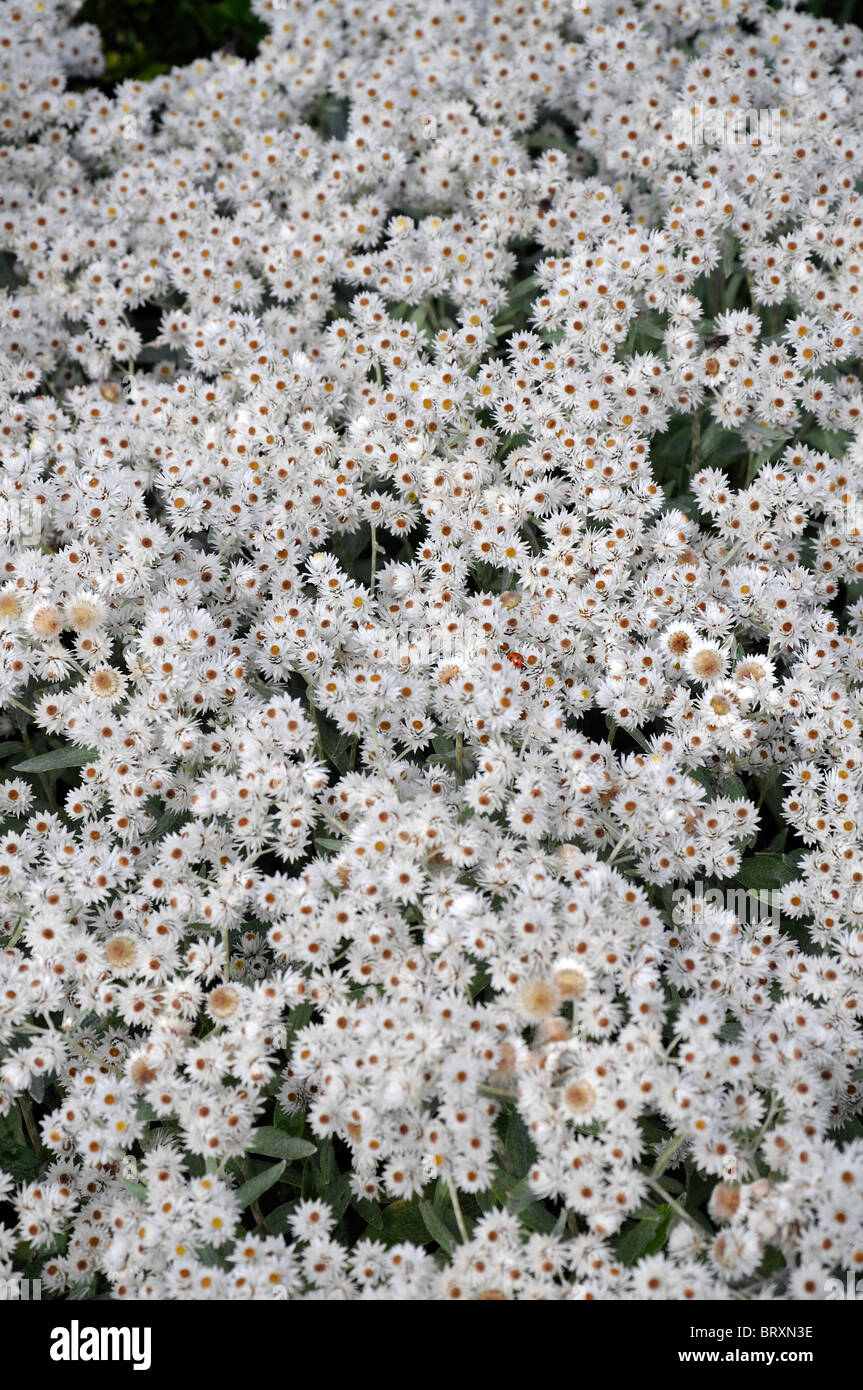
[447,1174,468,1242]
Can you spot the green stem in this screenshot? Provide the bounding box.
[4,920,25,949]
[691,409,701,472]
[646,1177,704,1234]
[9,696,36,720]
[651,1132,686,1181]
[238,1157,269,1233]
[19,1096,42,1160]
[447,1174,468,1243]
[21,724,57,812]
[370,525,379,596]
[608,824,631,864]
[305,680,325,762]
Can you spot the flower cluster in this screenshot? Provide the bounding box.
[1,0,863,1300]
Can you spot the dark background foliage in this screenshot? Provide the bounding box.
[78,0,267,86]
[78,0,860,90]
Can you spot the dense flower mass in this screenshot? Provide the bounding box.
[2,0,863,1300]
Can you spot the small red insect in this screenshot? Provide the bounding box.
[506,651,525,669]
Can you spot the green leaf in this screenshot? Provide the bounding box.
[234,1160,285,1209]
[28,1076,47,1104]
[504,1108,536,1178]
[433,1174,451,1217]
[735,854,798,891]
[615,1205,672,1265]
[419,1200,455,1253]
[496,1173,544,1219]
[248,1127,316,1161]
[688,765,713,797]
[380,1197,427,1246]
[13,746,97,773]
[323,1171,353,1224]
[144,807,191,841]
[723,774,748,801]
[759,1244,787,1276]
[314,1138,337,1192]
[117,1178,147,1202]
[321,726,355,775]
[512,1195,558,1235]
[755,770,786,826]
[266,1202,296,1235]
[285,1001,314,1051]
[803,427,851,461]
[352,1197,383,1232]
[196,1243,230,1270]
